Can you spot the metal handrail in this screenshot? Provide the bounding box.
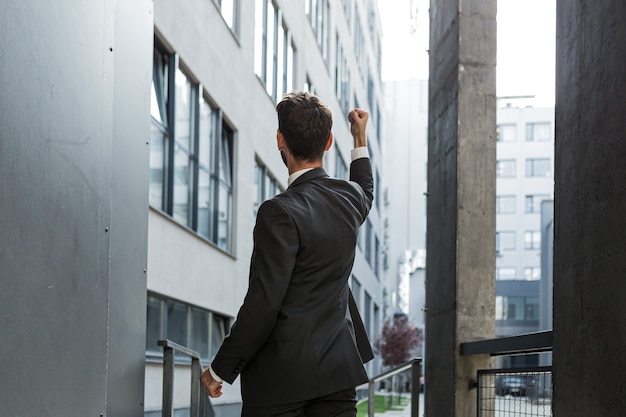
[460,330,553,356]
[157,339,214,417]
[359,357,422,417]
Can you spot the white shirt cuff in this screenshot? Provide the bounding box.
[209,366,223,383]
[351,147,369,161]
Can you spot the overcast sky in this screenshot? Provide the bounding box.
[378,0,556,107]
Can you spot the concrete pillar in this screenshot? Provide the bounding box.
[425,0,497,415]
[0,1,152,415]
[553,1,626,416]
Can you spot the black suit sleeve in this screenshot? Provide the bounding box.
[349,157,374,221]
[211,199,298,384]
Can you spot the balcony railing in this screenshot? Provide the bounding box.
[158,339,215,417]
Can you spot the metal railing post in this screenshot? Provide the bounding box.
[161,345,174,417]
[190,356,201,417]
[411,358,421,417]
[368,379,375,417]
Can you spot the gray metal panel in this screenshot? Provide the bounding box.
[106,0,153,415]
[0,1,151,415]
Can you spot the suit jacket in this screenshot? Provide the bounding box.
[211,157,374,407]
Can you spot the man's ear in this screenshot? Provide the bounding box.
[324,133,333,151]
[276,130,285,149]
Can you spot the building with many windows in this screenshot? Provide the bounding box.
[495,99,554,367]
[145,0,385,415]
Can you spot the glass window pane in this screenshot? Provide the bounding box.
[211,314,230,361]
[265,1,276,97]
[199,98,214,170]
[175,68,193,151]
[149,123,166,209]
[217,183,232,251]
[525,158,551,177]
[525,297,540,320]
[496,159,516,178]
[173,143,191,226]
[351,277,361,306]
[165,299,188,347]
[197,168,210,239]
[146,296,162,351]
[221,0,236,30]
[276,22,285,98]
[190,307,209,359]
[497,124,516,142]
[254,0,265,78]
[496,195,516,214]
[286,39,294,94]
[151,48,168,124]
[496,267,516,280]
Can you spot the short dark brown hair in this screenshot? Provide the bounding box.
[276,91,333,162]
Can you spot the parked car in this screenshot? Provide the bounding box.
[526,373,552,403]
[495,375,527,396]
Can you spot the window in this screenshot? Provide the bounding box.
[255,0,295,101]
[496,267,516,280]
[525,194,551,213]
[254,159,283,215]
[305,0,328,61]
[524,267,541,281]
[496,159,516,178]
[354,13,364,74]
[172,67,194,227]
[335,34,350,115]
[341,0,351,25]
[496,231,516,252]
[526,122,551,142]
[375,170,380,211]
[335,150,348,180]
[496,195,516,214]
[364,219,372,264]
[367,73,374,110]
[214,0,238,33]
[364,291,372,336]
[146,293,230,361]
[497,124,516,142]
[524,230,541,250]
[525,158,551,177]
[150,45,171,210]
[496,296,540,320]
[351,276,361,307]
[374,236,380,279]
[376,104,382,144]
[150,42,235,252]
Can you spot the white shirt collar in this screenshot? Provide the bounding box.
[287,168,315,187]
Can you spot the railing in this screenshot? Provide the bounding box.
[358,358,422,417]
[158,339,215,417]
[461,331,553,417]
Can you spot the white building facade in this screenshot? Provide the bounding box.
[495,101,555,354]
[145,1,386,415]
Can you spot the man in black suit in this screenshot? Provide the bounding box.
[201,91,374,417]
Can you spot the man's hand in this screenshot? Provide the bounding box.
[201,367,223,398]
[348,108,368,148]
